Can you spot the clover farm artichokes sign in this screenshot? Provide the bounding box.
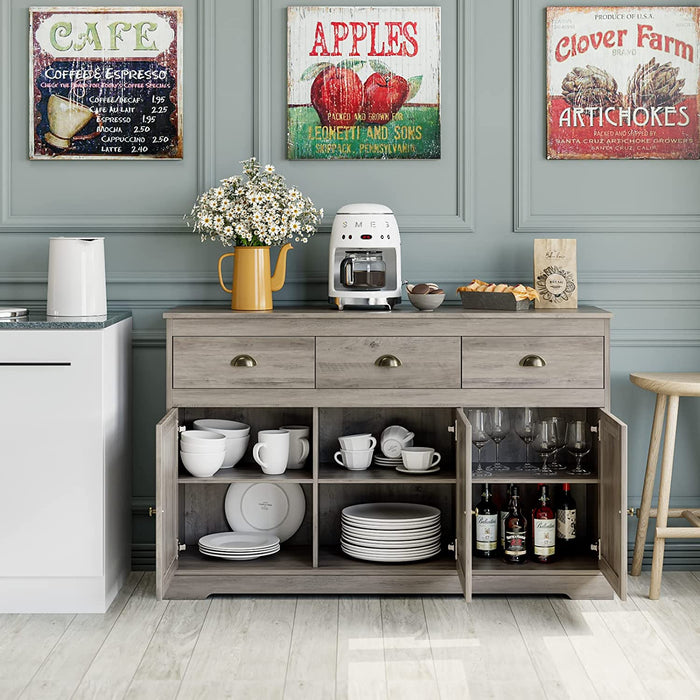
[287,6,441,159]
[547,6,700,159]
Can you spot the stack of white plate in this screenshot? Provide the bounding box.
[373,455,403,468]
[340,503,441,562]
[198,532,280,560]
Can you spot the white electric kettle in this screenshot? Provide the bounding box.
[47,237,107,317]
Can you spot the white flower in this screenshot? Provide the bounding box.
[200,213,212,226]
[214,187,225,198]
[223,225,233,235]
[290,221,301,232]
[264,164,275,173]
[252,211,263,223]
[213,215,224,228]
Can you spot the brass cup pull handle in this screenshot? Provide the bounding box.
[231,354,257,368]
[375,354,402,368]
[519,354,546,367]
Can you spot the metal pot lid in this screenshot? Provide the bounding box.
[0,307,28,319]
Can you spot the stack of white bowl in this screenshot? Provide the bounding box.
[193,419,250,468]
[180,430,227,477]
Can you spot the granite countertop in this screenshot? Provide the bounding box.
[0,310,131,330]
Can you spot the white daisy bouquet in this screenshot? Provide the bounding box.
[186,157,323,247]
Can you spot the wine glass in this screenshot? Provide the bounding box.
[514,407,537,471]
[565,420,592,475]
[548,416,567,470]
[532,420,557,474]
[485,407,510,472]
[469,408,492,477]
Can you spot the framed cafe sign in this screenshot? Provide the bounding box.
[287,6,441,159]
[547,6,700,159]
[29,6,183,160]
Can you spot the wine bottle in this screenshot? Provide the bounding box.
[532,484,556,563]
[474,483,498,557]
[556,482,577,555]
[500,483,513,552]
[504,485,527,563]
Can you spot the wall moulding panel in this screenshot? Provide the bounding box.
[514,0,700,233]
[0,0,212,233]
[255,0,474,234]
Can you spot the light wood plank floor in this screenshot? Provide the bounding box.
[4,572,700,699]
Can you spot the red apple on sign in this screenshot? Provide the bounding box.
[362,72,409,125]
[310,66,364,127]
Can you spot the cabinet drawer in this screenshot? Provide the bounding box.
[172,336,315,389]
[462,336,604,389]
[316,337,461,389]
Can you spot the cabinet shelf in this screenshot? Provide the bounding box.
[318,463,456,484]
[178,546,312,573]
[472,552,598,575]
[177,464,314,484]
[471,465,598,484]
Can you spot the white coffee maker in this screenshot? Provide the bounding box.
[328,203,402,310]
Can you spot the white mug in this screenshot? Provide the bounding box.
[279,425,310,469]
[380,425,415,458]
[334,448,374,471]
[252,430,290,475]
[401,447,441,471]
[338,433,377,451]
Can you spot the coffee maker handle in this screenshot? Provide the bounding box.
[340,256,354,287]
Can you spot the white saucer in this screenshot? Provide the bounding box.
[395,466,441,474]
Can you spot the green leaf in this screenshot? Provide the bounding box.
[407,75,423,101]
[300,62,332,81]
[369,59,392,75]
[336,58,365,71]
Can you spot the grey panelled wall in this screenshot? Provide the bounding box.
[1,0,699,570]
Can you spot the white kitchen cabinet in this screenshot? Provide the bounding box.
[0,314,131,612]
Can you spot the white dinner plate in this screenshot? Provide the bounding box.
[199,532,280,551]
[340,533,440,549]
[395,466,441,475]
[341,541,441,557]
[342,515,440,530]
[200,547,280,561]
[225,483,305,543]
[341,524,441,541]
[342,502,441,523]
[341,545,441,563]
[199,544,280,555]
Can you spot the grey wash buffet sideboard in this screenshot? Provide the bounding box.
[156,306,627,601]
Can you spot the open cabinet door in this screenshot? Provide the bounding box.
[598,409,628,600]
[455,408,472,601]
[156,408,179,600]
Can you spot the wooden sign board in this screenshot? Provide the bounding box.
[534,239,578,308]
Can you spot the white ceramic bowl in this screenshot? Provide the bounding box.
[180,450,225,477]
[407,291,445,312]
[222,434,250,468]
[193,419,250,437]
[180,429,227,446]
[180,440,227,454]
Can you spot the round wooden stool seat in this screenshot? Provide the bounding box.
[630,372,700,397]
[629,371,700,599]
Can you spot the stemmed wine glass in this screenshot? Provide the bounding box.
[469,408,492,477]
[565,420,592,475]
[485,407,510,472]
[548,416,567,470]
[514,407,537,471]
[532,420,557,474]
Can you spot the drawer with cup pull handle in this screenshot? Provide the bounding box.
[316,336,461,389]
[172,336,315,389]
[461,336,604,389]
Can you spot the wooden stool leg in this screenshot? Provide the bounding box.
[649,394,680,600]
[631,393,667,576]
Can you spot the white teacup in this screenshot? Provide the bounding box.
[401,447,441,471]
[338,433,377,451]
[280,425,310,469]
[334,448,374,471]
[252,429,290,475]
[381,425,415,457]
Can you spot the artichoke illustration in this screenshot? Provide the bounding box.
[561,65,622,108]
[626,57,685,109]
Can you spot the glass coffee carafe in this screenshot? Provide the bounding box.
[340,251,386,289]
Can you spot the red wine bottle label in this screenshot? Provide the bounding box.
[505,531,526,556]
[534,519,556,556]
[557,509,577,540]
[476,514,498,550]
